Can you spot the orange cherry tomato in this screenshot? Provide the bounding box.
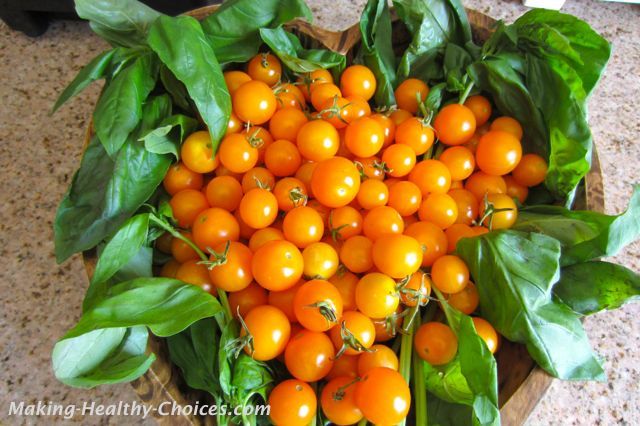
[273,177,308,212]
[355,273,399,318]
[294,162,318,195]
[297,119,340,161]
[181,131,218,173]
[431,255,469,293]
[330,311,376,356]
[170,231,199,263]
[418,193,459,229]
[321,376,363,426]
[302,242,339,280]
[504,175,529,204]
[512,153,548,187]
[207,241,253,292]
[293,279,343,332]
[223,70,252,95]
[248,227,284,252]
[409,159,452,195]
[218,133,259,174]
[382,144,416,178]
[269,380,317,426]
[372,234,423,279]
[395,78,429,113]
[387,181,422,217]
[340,65,376,101]
[357,344,399,376]
[439,146,476,181]
[340,235,374,274]
[329,270,359,311]
[241,305,290,361]
[476,130,522,176]
[329,206,363,240]
[433,103,477,146]
[311,157,361,208]
[247,53,282,86]
[311,83,342,111]
[355,367,411,425]
[252,240,303,291]
[464,171,507,201]
[362,206,404,241]
[264,139,302,177]
[169,189,210,228]
[228,282,268,318]
[463,95,492,126]
[163,162,203,195]
[283,206,325,248]
[400,271,431,307]
[298,69,334,100]
[395,117,435,155]
[448,188,479,226]
[285,329,335,382]
[269,107,308,141]
[446,281,479,315]
[160,259,180,278]
[205,175,243,212]
[472,317,500,354]
[176,260,213,293]
[326,355,359,380]
[344,117,384,158]
[414,322,458,365]
[445,223,476,253]
[268,280,302,322]
[241,167,275,192]
[389,108,412,126]
[370,113,396,148]
[274,82,306,110]
[356,178,389,210]
[404,221,448,267]
[226,112,243,134]
[238,188,278,229]
[192,208,240,251]
[354,155,385,181]
[490,116,523,140]
[233,80,277,125]
[479,193,518,230]
[242,125,273,163]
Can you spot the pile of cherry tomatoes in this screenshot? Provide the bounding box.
[156,52,548,425]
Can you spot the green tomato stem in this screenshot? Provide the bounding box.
[398,308,416,426]
[412,317,428,426]
[458,79,474,105]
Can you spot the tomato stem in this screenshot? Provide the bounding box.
[458,79,474,105]
[397,309,415,426]
[412,317,428,426]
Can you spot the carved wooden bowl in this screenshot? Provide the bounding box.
[82,5,605,426]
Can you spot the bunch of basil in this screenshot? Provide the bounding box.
[51,0,639,425]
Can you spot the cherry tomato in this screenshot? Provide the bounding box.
[418,193,459,229]
[476,130,522,176]
[243,125,273,163]
[264,139,302,177]
[356,178,389,210]
[228,282,268,318]
[246,52,281,86]
[446,281,479,315]
[340,65,376,100]
[272,178,306,213]
[439,146,476,181]
[163,162,203,195]
[395,78,429,113]
[293,279,343,332]
[247,228,282,253]
[241,305,290,361]
[381,144,416,178]
[169,189,210,228]
[269,107,308,141]
[464,171,507,201]
[414,322,458,365]
[215,163,242,180]
[233,80,277,125]
[479,193,518,229]
[362,206,404,241]
[269,379,317,426]
[330,311,376,356]
[448,188,479,226]
[512,153,548,187]
[311,83,342,111]
[345,117,384,158]
[300,242,338,280]
[181,131,218,173]
[472,317,499,353]
[218,133,259,174]
[224,70,252,95]
[409,159,452,195]
[340,235,374,274]
[373,309,403,342]
[294,162,318,196]
[267,279,301,323]
[354,155,385,181]
[285,329,335,382]
[329,270,359,311]
[355,367,411,425]
[326,355,359,380]
[463,95,492,126]
[490,116,523,140]
[329,206,363,240]
[372,234,423,278]
[311,157,361,208]
[238,188,278,229]
[389,108,412,126]
[431,255,469,293]
[404,221,448,267]
[433,104,477,146]
[297,119,340,161]
[319,96,356,129]
[241,167,275,192]
[400,271,431,307]
[387,181,422,217]
[170,232,199,263]
[205,175,243,212]
[282,206,325,248]
[444,223,476,253]
[345,96,371,120]
[192,208,240,251]
[275,83,306,110]
[298,69,334,100]
[395,117,435,155]
[356,273,399,318]
[504,175,529,204]
[160,259,180,278]
[176,260,213,294]
[321,376,363,426]
[357,344,399,376]
[370,113,396,147]
[207,241,252,292]
[252,240,303,291]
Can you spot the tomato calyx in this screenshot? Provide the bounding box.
[253,177,272,190]
[476,193,515,230]
[289,186,308,207]
[352,160,369,181]
[331,376,361,401]
[226,311,255,359]
[318,95,350,124]
[335,320,375,358]
[260,52,270,69]
[305,300,339,326]
[397,274,430,307]
[245,128,266,149]
[373,160,392,176]
[328,212,348,242]
[198,240,231,270]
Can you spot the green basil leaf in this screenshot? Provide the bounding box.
[90,214,149,286]
[93,54,158,156]
[52,50,116,113]
[218,320,238,399]
[427,393,474,426]
[231,354,273,405]
[357,0,397,107]
[514,186,640,265]
[393,0,471,80]
[52,326,154,388]
[424,357,474,404]
[457,231,605,381]
[148,15,230,150]
[554,261,640,316]
[141,114,200,159]
[65,277,222,339]
[167,318,221,396]
[159,66,191,111]
[201,0,313,64]
[259,28,346,73]
[75,0,162,47]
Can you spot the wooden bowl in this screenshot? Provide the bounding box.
[81,5,605,426]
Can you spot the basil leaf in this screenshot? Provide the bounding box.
[427,393,474,426]
[231,354,273,405]
[393,0,471,80]
[140,114,199,159]
[64,277,222,339]
[259,28,346,73]
[90,214,149,286]
[93,54,158,156]
[52,50,116,113]
[159,66,191,111]
[201,0,313,64]
[514,186,640,265]
[457,231,605,381]
[424,357,474,404]
[167,318,221,396]
[218,320,238,399]
[357,0,397,107]
[52,326,154,388]
[148,15,230,150]
[554,261,640,316]
[111,246,153,282]
[75,0,162,48]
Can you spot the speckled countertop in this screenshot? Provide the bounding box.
[0,0,638,424]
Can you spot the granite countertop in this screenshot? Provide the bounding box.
[0,0,638,424]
